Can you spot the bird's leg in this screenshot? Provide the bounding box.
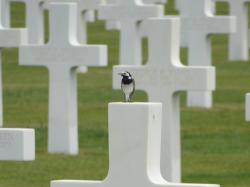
[127,95,132,102]
[124,94,131,103]
[128,96,132,102]
[124,93,127,103]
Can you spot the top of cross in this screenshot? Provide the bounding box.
[142,18,179,67]
[48,2,77,46]
[176,0,214,16]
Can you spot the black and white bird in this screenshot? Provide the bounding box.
[118,71,135,102]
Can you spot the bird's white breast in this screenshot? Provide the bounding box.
[121,83,134,94]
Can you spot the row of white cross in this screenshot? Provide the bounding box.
[0,0,249,187]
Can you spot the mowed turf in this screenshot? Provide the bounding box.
[0,1,250,187]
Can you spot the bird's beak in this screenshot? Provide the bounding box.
[118,72,124,76]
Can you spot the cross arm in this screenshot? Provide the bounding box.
[113,65,215,93]
[98,4,163,21]
[0,28,27,48]
[174,65,215,92]
[206,16,236,34]
[19,45,107,67]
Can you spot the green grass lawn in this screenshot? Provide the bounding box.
[0,1,250,187]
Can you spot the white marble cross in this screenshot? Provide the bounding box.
[0,0,27,127]
[215,0,250,61]
[0,128,35,161]
[2,0,100,73]
[113,17,215,182]
[51,102,219,187]
[176,0,235,108]
[45,0,102,73]
[98,0,164,65]
[1,0,46,44]
[19,2,107,155]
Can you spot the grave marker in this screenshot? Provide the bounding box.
[45,0,101,73]
[0,128,35,161]
[51,103,219,187]
[113,17,215,182]
[19,2,107,155]
[215,0,250,61]
[98,0,163,65]
[176,0,235,108]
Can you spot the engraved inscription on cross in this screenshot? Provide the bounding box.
[51,103,219,187]
[176,0,235,108]
[216,0,250,61]
[98,0,163,65]
[19,2,107,155]
[2,0,46,44]
[113,18,215,182]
